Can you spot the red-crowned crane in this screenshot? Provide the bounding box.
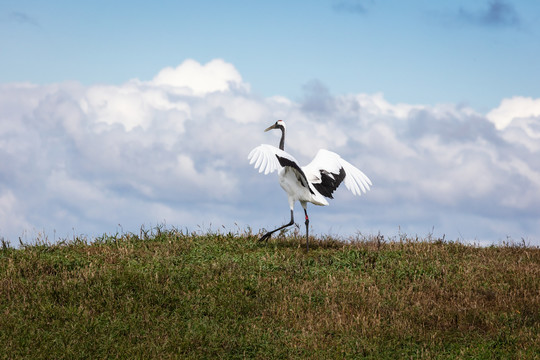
[248,120,372,251]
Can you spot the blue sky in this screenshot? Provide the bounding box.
[2,0,540,111]
[1,1,540,246]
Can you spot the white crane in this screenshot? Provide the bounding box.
[248,120,372,251]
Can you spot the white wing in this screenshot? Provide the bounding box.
[248,144,300,175]
[302,149,372,197]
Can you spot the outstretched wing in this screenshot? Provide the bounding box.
[302,149,372,198]
[248,144,296,174]
[248,144,312,190]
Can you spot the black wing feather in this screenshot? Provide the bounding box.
[312,168,346,199]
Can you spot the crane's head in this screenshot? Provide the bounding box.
[264,120,286,133]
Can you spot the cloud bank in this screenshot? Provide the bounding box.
[1,59,539,245]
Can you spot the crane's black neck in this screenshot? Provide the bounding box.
[278,125,285,150]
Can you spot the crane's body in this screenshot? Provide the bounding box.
[248,120,372,251]
[279,166,328,207]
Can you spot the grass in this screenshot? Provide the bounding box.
[1,227,539,359]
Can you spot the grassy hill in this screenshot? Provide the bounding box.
[1,228,539,359]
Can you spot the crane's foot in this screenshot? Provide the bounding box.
[259,232,272,243]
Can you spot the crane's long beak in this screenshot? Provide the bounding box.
[264,123,277,132]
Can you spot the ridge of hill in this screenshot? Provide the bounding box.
[1,228,539,359]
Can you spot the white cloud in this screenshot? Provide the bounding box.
[352,92,423,120]
[0,190,31,240]
[0,59,539,245]
[486,96,540,129]
[151,58,249,96]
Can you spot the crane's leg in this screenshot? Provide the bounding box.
[259,209,294,243]
[301,202,309,252]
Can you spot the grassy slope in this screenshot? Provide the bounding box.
[0,229,539,359]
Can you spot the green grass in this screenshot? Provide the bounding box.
[1,227,539,359]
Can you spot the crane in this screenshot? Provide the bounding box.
[248,120,372,251]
